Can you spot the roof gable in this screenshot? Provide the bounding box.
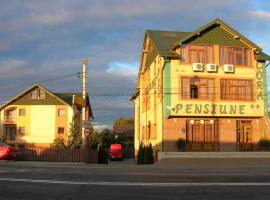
[0,84,70,110]
[172,18,262,51]
[189,25,249,48]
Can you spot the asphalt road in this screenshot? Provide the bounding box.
[1,158,270,200]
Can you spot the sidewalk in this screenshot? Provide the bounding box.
[2,157,270,170]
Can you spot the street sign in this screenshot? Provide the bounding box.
[82,120,90,128]
[84,128,90,137]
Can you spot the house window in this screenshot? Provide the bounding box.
[19,109,26,116]
[190,45,207,63]
[19,127,25,135]
[58,109,65,116]
[180,45,214,64]
[182,77,215,100]
[31,89,38,99]
[39,90,45,99]
[219,46,251,66]
[6,127,16,141]
[58,127,65,134]
[220,79,252,100]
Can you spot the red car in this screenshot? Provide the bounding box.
[109,144,123,160]
[0,142,17,160]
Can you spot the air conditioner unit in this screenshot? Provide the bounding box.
[224,64,234,73]
[206,64,217,72]
[192,63,203,72]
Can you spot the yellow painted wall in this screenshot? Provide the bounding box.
[28,106,56,143]
[135,54,165,157]
[0,104,75,147]
[169,60,264,117]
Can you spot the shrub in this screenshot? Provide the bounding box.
[136,143,144,164]
[136,143,154,164]
[258,138,270,151]
[177,138,186,151]
[98,143,108,164]
[52,138,66,149]
[145,143,154,164]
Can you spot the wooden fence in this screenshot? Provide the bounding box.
[16,148,98,163]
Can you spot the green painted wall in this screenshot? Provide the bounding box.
[262,62,268,116]
[163,60,171,117]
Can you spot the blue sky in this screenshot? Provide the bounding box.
[0,0,270,130]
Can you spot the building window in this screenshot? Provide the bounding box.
[58,127,65,134]
[182,77,215,100]
[204,125,214,143]
[220,79,252,100]
[31,89,38,99]
[18,127,25,135]
[180,45,214,64]
[58,108,65,116]
[219,46,251,66]
[192,125,200,143]
[19,109,26,116]
[39,90,45,99]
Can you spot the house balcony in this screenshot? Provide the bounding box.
[3,116,17,124]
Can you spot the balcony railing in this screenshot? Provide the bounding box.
[3,116,17,124]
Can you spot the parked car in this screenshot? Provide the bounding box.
[0,142,17,160]
[109,143,123,160]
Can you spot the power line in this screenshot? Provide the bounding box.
[0,72,80,92]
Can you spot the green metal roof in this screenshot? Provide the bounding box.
[144,18,270,62]
[143,30,190,69]
[145,30,190,57]
[171,18,262,51]
[53,93,81,106]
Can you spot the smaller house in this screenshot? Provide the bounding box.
[0,84,92,149]
[113,124,134,148]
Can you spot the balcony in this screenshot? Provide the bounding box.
[3,116,17,124]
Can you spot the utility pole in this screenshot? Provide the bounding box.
[82,58,88,146]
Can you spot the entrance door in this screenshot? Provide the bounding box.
[239,121,252,151]
[189,120,215,151]
[6,127,16,141]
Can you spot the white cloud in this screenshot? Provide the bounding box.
[250,11,270,21]
[93,123,111,132]
[106,61,139,77]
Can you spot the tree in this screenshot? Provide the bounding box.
[113,117,134,127]
[100,128,115,149]
[89,131,103,149]
[66,122,82,149]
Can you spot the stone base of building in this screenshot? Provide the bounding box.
[163,117,270,152]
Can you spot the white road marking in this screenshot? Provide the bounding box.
[0,178,270,187]
[102,172,270,176]
[0,169,43,173]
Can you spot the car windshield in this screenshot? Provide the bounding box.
[0,142,10,147]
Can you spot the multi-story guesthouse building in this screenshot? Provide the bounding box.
[133,18,270,157]
[0,84,92,149]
